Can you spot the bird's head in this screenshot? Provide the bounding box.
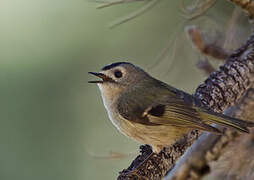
[89,62,151,102]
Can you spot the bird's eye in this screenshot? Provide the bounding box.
[114,70,122,78]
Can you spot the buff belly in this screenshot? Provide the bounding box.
[118,116,189,153]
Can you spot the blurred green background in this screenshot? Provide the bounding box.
[0,0,247,180]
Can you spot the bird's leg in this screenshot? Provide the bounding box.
[119,144,155,176]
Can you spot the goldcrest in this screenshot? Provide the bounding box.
[89,62,254,153]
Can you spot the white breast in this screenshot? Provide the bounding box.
[98,84,122,130]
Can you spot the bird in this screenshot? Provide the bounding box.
[89,62,254,153]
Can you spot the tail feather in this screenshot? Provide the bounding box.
[198,109,254,133]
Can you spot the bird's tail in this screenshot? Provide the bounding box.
[198,109,254,133]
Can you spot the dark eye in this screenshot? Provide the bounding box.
[114,70,122,78]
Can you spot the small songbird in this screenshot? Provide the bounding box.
[89,62,254,153]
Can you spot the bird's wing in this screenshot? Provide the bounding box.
[143,96,222,134]
[117,89,222,134]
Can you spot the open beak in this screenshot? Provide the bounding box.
[88,72,110,83]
